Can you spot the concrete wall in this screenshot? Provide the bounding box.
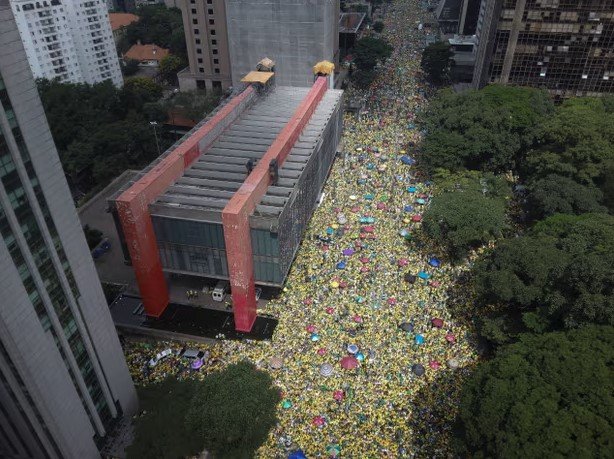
[226,0,338,87]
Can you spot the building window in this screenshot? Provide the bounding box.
[198,58,203,63]
[196,80,206,89]
[199,67,205,73]
[214,68,220,74]
[196,48,202,54]
[213,58,219,64]
[195,38,201,44]
[212,49,218,55]
[208,8,213,14]
[194,28,200,35]
[212,81,222,90]
[207,0,212,4]
[211,39,217,45]
[209,19,214,25]
[192,18,198,25]
[210,29,216,36]
[191,8,196,14]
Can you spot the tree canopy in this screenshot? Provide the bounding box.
[455,326,614,458]
[522,97,614,219]
[352,37,393,71]
[120,5,186,59]
[185,362,280,459]
[372,21,385,33]
[127,378,202,459]
[158,54,185,84]
[422,187,508,261]
[474,213,614,344]
[420,41,452,85]
[38,78,165,195]
[420,85,554,173]
[128,362,279,459]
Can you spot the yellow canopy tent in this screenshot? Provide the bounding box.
[313,60,335,75]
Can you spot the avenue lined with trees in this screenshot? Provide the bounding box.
[417,82,614,455]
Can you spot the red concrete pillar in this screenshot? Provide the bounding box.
[115,86,255,318]
[116,198,169,317]
[222,77,328,332]
[221,204,257,332]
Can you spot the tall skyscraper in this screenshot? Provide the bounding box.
[10,0,123,87]
[472,0,614,97]
[0,2,137,458]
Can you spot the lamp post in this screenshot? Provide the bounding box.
[150,121,161,156]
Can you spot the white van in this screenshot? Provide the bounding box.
[212,280,229,302]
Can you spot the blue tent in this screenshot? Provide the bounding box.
[428,257,441,268]
[288,450,308,459]
[404,205,414,212]
[407,186,417,193]
[418,271,431,280]
[415,334,425,345]
[400,155,416,165]
[336,261,346,270]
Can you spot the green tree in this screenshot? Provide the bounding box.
[351,68,377,88]
[82,225,103,249]
[601,160,614,213]
[420,41,453,84]
[420,85,553,173]
[124,5,186,58]
[118,77,163,117]
[38,78,166,195]
[455,326,614,458]
[158,54,184,84]
[431,169,511,199]
[527,174,606,219]
[121,58,140,77]
[157,90,222,123]
[522,97,614,216]
[372,21,385,33]
[422,189,508,261]
[474,213,614,344]
[185,362,280,459]
[353,37,393,71]
[127,378,202,459]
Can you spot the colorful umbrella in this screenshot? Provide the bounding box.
[428,257,441,267]
[412,363,425,376]
[319,363,334,377]
[269,357,283,370]
[340,356,359,370]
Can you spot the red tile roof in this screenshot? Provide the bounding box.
[124,44,170,63]
[109,13,139,31]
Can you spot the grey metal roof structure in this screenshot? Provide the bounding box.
[149,86,344,226]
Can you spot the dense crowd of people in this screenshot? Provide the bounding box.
[123,1,480,456]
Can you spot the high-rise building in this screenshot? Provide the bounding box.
[177,0,339,91]
[0,3,137,458]
[472,0,614,97]
[178,0,232,91]
[10,0,123,87]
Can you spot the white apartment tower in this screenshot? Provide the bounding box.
[10,0,123,86]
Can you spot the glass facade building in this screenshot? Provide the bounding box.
[473,0,614,97]
[0,2,136,457]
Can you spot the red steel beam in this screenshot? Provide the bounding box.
[116,86,255,317]
[222,77,328,332]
